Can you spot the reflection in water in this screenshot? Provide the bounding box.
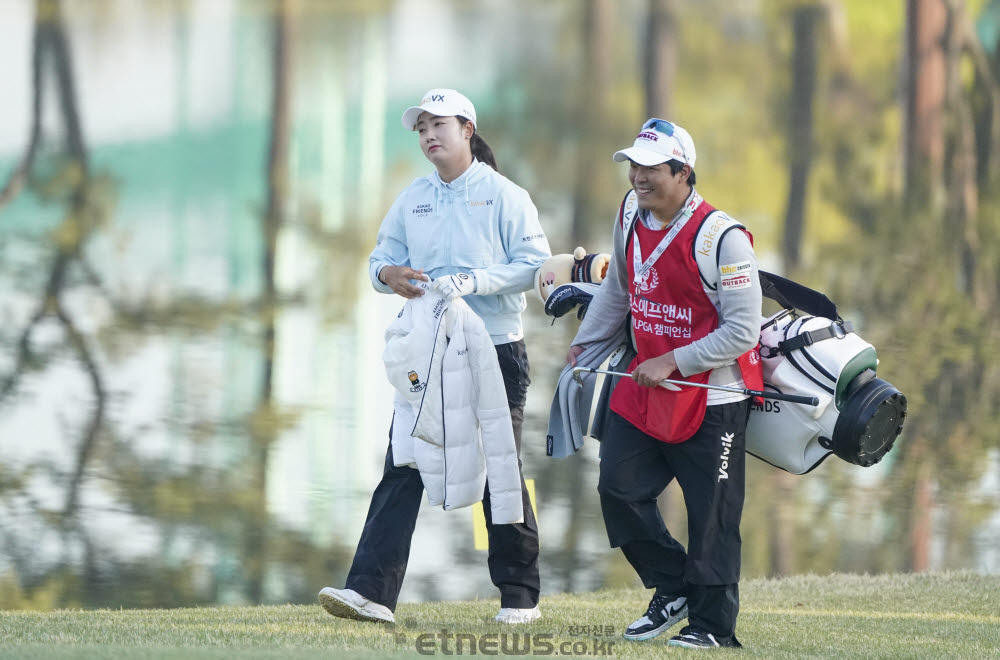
[0,1,997,611]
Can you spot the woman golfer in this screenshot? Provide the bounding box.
[319,88,550,624]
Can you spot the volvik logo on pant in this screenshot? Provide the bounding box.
[718,432,734,482]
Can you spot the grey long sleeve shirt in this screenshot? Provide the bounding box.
[572,187,762,405]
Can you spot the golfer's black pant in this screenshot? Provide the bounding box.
[345,340,540,612]
[597,402,750,638]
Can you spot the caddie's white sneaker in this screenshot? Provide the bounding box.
[318,587,395,624]
[495,605,541,624]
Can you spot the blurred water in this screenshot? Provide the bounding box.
[0,0,615,608]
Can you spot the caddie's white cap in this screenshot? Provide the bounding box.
[401,88,477,131]
[612,118,697,169]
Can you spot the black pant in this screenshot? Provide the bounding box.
[345,340,540,611]
[597,402,750,638]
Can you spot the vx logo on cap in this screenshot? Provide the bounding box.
[423,94,446,103]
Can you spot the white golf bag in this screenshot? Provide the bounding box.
[746,274,907,474]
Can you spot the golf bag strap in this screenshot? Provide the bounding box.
[619,189,640,250]
[775,320,854,355]
[619,190,640,352]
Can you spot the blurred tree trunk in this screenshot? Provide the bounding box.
[782,5,823,272]
[943,0,1000,309]
[900,0,948,573]
[772,5,825,576]
[19,0,108,603]
[768,470,796,576]
[943,0,978,298]
[972,33,1000,192]
[556,456,586,592]
[903,0,947,205]
[48,0,104,521]
[644,0,677,119]
[910,461,934,571]
[246,0,294,604]
[0,12,46,212]
[643,0,684,540]
[975,24,1000,306]
[571,0,612,243]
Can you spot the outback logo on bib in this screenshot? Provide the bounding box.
[720,260,753,291]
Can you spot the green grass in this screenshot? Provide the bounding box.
[1,572,998,659]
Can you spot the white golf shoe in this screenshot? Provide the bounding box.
[495,605,541,624]
[318,587,395,624]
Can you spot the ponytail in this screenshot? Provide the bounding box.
[471,133,498,171]
[459,117,499,171]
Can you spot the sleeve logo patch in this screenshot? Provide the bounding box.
[720,260,753,291]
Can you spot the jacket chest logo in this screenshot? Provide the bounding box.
[412,204,433,215]
[408,370,426,392]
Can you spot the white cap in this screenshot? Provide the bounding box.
[612,118,697,169]
[401,88,477,131]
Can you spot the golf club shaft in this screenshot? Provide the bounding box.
[572,367,820,407]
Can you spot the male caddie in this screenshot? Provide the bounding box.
[566,119,762,648]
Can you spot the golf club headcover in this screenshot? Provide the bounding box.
[544,282,601,319]
[534,247,611,302]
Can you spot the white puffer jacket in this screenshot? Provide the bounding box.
[383,284,524,525]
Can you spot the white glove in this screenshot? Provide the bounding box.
[431,272,477,299]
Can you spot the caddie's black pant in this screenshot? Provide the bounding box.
[598,402,751,638]
[345,340,540,611]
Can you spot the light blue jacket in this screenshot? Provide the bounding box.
[369,160,551,343]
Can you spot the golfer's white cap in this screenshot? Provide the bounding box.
[401,88,477,131]
[613,118,697,169]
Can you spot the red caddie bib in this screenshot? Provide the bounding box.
[610,193,763,443]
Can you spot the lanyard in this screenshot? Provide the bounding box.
[632,191,702,281]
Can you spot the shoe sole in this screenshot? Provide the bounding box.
[495,614,541,624]
[667,639,718,649]
[319,591,394,624]
[624,605,689,641]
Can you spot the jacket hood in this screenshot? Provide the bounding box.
[426,158,489,190]
[424,159,490,216]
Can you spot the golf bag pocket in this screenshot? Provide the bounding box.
[746,311,906,474]
[747,384,840,474]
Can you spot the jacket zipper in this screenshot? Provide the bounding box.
[440,338,448,509]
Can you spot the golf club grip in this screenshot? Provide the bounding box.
[755,390,820,406]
